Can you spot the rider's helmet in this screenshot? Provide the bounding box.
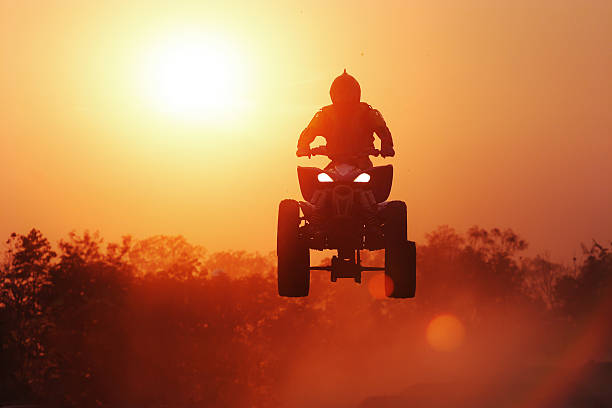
[330,69,361,106]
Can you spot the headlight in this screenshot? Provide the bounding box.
[353,173,371,183]
[317,172,334,182]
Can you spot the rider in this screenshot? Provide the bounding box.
[296,70,394,246]
[296,70,395,167]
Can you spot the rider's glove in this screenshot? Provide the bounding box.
[296,146,311,157]
[381,144,395,158]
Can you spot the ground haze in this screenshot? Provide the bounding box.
[1,227,610,407]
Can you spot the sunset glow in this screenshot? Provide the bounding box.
[140,30,250,121]
[1,0,611,256]
[2,2,612,407]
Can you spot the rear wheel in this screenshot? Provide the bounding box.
[385,241,416,298]
[277,199,310,297]
[383,201,416,298]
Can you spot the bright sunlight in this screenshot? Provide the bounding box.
[140,30,250,122]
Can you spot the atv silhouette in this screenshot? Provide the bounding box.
[277,146,416,298]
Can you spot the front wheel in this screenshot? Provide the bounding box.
[277,200,310,297]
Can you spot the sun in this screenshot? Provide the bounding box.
[140,30,250,121]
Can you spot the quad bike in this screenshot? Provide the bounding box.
[277,145,416,298]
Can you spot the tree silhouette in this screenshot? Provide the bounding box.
[0,229,55,402]
[128,235,206,279]
[555,241,612,319]
[0,227,610,407]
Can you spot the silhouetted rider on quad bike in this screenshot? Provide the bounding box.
[277,70,415,298]
[296,69,395,167]
[296,70,395,242]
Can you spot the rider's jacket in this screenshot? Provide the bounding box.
[297,102,393,158]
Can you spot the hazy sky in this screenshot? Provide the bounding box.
[2,0,611,260]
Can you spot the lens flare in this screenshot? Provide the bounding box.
[426,314,466,352]
[367,273,393,299]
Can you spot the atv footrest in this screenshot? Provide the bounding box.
[310,265,385,272]
[310,256,385,284]
[360,266,385,271]
[309,266,384,272]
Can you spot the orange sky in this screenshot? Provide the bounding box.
[2,0,611,260]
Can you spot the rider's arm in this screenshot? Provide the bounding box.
[371,109,395,157]
[297,110,325,156]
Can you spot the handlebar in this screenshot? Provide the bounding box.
[307,145,380,159]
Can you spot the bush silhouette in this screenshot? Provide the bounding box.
[1,227,610,407]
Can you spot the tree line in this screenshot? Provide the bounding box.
[1,227,610,407]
